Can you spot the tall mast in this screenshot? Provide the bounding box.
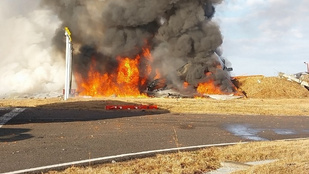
[64,27,72,100]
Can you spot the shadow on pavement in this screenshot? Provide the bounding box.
[0,128,33,142]
[6,100,170,125]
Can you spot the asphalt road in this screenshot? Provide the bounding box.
[1,108,309,173]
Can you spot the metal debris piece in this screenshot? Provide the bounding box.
[279,72,309,89]
[147,89,196,98]
[206,94,243,100]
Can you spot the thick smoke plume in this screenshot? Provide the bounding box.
[0,0,64,98]
[0,0,233,98]
[0,0,234,97]
[41,0,235,95]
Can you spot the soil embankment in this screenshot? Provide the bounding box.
[234,75,309,98]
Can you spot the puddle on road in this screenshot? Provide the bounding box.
[273,129,296,135]
[226,124,267,141]
[226,124,297,141]
[303,129,309,133]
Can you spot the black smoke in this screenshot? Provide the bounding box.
[41,0,236,94]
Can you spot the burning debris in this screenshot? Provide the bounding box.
[41,0,239,98]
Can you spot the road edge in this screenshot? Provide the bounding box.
[5,138,308,174]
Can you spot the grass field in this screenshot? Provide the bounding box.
[1,97,309,116]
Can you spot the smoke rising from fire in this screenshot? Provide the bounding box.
[0,0,64,98]
[40,0,235,95]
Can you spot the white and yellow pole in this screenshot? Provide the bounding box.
[64,27,72,100]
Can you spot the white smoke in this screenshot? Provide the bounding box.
[0,0,64,98]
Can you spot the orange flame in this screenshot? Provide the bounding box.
[75,47,240,97]
[196,70,240,95]
[196,68,238,95]
[75,48,155,97]
[196,80,223,95]
[183,82,189,89]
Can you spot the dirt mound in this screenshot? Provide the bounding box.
[234,75,309,99]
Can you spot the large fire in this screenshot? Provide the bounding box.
[196,70,237,95]
[75,48,155,97]
[197,80,223,95]
[75,48,237,97]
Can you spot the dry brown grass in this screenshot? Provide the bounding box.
[46,139,309,174]
[1,97,308,116]
[230,139,309,174]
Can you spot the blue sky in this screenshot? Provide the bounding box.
[214,0,309,76]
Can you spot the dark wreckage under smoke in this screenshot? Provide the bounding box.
[42,0,239,98]
[146,52,234,98]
